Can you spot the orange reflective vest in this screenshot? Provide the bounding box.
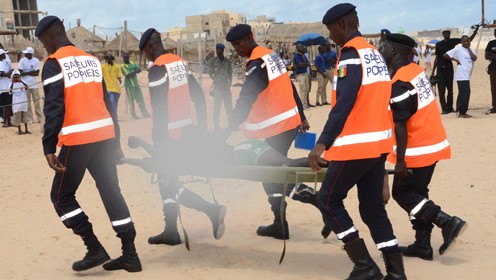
[151,53,194,139]
[388,63,451,167]
[242,46,301,139]
[324,36,393,161]
[48,45,115,147]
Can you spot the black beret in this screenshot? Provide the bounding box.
[381,29,391,35]
[216,43,225,49]
[139,28,159,50]
[322,3,356,25]
[226,24,251,42]
[35,16,62,37]
[386,33,416,49]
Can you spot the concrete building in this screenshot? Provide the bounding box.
[185,10,246,40]
[249,15,277,42]
[0,0,41,39]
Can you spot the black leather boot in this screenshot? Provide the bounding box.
[256,199,289,240]
[72,233,110,271]
[343,238,383,280]
[399,230,433,260]
[103,227,142,272]
[433,210,467,254]
[148,203,182,245]
[289,183,318,207]
[383,252,407,280]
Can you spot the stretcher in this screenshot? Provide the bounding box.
[123,158,327,183]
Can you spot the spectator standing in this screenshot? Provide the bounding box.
[120,52,150,119]
[9,70,30,134]
[431,27,478,114]
[444,35,477,118]
[294,44,312,108]
[102,52,122,117]
[424,45,433,71]
[314,45,328,106]
[206,43,233,130]
[0,49,13,127]
[485,28,496,113]
[18,47,41,123]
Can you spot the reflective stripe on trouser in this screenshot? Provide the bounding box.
[391,164,440,230]
[50,139,132,235]
[317,154,397,246]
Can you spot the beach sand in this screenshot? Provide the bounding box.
[1,45,495,280]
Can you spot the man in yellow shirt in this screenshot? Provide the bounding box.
[102,52,122,118]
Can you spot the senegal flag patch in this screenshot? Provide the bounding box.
[338,65,347,78]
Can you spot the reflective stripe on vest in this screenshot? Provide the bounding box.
[333,128,392,147]
[244,106,298,131]
[47,46,115,146]
[168,118,193,130]
[387,63,451,167]
[60,117,113,136]
[394,139,449,157]
[242,46,301,139]
[324,37,392,161]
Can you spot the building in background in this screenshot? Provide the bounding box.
[186,10,246,41]
[0,0,41,39]
[248,15,276,42]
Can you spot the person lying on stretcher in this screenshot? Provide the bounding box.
[127,128,334,238]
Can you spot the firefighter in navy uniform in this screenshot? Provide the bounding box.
[308,4,406,280]
[138,28,226,246]
[382,33,467,261]
[224,24,318,240]
[36,16,141,273]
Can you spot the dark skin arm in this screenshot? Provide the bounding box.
[394,120,409,177]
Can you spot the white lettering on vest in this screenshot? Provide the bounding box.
[358,48,390,85]
[261,52,287,81]
[58,56,102,88]
[166,61,189,89]
[411,72,435,109]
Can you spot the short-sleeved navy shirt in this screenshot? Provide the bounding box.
[486,39,496,71]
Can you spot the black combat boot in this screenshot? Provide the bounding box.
[383,252,407,280]
[148,203,182,245]
[103,227,142,273]
[343,238,383,280]
[399,230,433,260]
[256,199,289,240]
[289,183,318,207]
[72,233,110,271]
[207,204,227,240]
[433,210,467,254]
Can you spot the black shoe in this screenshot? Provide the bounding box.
[489,108,496,114]
[72,246,110,271]
[147,231,182,245]
[256,222,289,240]
[433,211,467,255]
[316,103,322,106]
[103,253,142,273]
[439,216,467,255]
[441,110,449,115]
[343,238,383,280]
[321,224,332,239]
[382,252,407,280]
[209,205,227,240]
[290,183,317,207]
[322,102,330,105]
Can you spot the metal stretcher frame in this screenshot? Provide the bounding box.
[123,158,328,183]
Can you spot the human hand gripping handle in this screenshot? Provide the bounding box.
[299,119,310,134]
[45,154,66,173]
[308,143,327,171]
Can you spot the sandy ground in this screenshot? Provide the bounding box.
[1,44,496,280]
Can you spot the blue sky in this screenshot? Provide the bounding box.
[38,0,495,37]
